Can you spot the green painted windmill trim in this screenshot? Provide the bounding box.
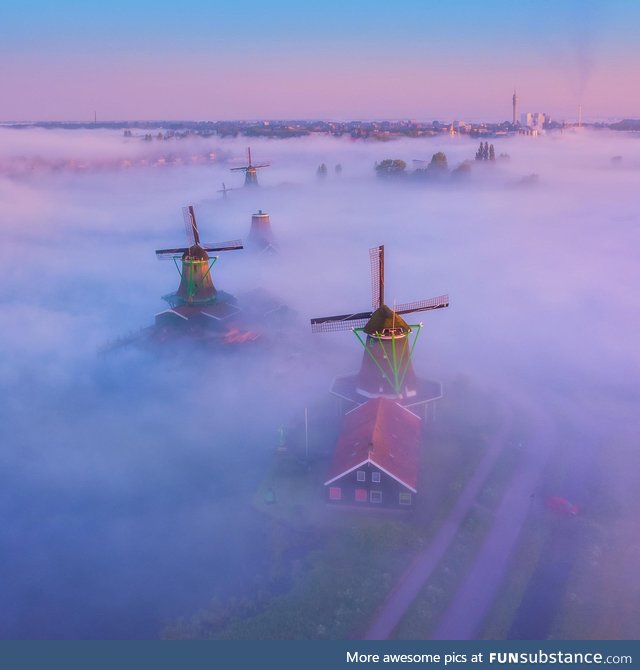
[376,330,409,393]
[173,255,218,300]
[192,256,216,296]
[353,328,396,392]
[389,330,400,392]
[354,324,422,395]
[172,256,183,279]
[399,323,422,390]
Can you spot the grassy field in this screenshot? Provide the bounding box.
[391,440,525,639]
[391,505,494,639]
[479,409,640,641]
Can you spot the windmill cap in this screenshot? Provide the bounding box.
[182,245,209,261]
[364,305,410,336]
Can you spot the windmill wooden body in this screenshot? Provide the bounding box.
[154,206,243,326]
[247,209,276,253]
[231,147,270,187]
[311,245,449,418]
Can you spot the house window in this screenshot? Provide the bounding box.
[371,472,381,483]
[356,470,366,482]
[399,492,412,506]
[355,488,367,502]
[370,490,382,504]
[329,487,342,500]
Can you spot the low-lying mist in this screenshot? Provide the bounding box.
[0,127,638,638]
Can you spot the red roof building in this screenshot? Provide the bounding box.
[325,397,422,508]
[150,299,261,346]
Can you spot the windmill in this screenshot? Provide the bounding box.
[217,182,234,199]
[230,147,270,186]
[155,205,242,307]
[310,245,448,411]
[247,209,276,253]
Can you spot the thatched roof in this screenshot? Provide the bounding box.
[363,304,410,336]
[182,244,209,261]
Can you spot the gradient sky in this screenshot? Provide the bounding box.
[0,0,638,122]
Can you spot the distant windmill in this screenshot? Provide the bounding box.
[247,209,276,253]
[217,182,234,199]
[231,147,270,186]
[311,245,448,407]
[155,205,243,306]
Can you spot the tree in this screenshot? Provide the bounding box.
[317,163,328,178]
[375,159,407,177]
[452,161,472,178]
[428,151,448,171]
[475,142,483,161]
[335,163,342,175]
[489,144,495,161]
[482,141,489,160]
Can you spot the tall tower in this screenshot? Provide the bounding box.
[512,89,518,126]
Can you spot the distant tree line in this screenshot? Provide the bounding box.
[375,153,449,179]
[373,146,510,181]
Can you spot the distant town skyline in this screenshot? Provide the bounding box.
[1,0,638,122]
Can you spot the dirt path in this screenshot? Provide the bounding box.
[362,400,515,640]
[431,393,555,639]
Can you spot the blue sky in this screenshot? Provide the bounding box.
[0,0,637,120]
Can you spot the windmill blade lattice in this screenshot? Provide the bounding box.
[202,240,244,253]
[182,205,200,245]
[156,247,189,259]
[310,244,448,334]
[310,312,373,333]
[230,147,271,171]
[395,294,450,315]
[369,244,384,310]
